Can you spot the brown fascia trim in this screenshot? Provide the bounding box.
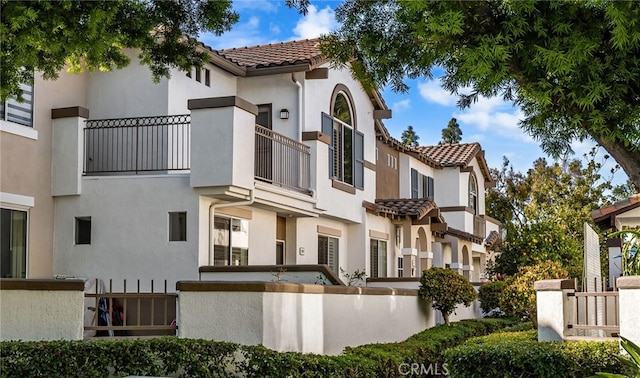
[373,109,392,120]
[440,206,474,214]
[302,131,331,145]
[460,166,474,173]
[245,63,313,77]
[364,160,376,171]
[606,237,623,248]
[188,96,258,115]
[332,180,356,194]
[177,280,419,296]
[0,278,85,291]
[199,264,345,286]
[481,214,502,226]
[51,106,90,119]
[305,68,329,80]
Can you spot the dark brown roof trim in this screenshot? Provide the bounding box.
[246,63,313,77]
[332,180,356,194]
[188,96,258,115]
[364,160,376,171]
[302,131,331,144]
[177,280,418,296]
[199,264,344,285]
[0,278,85,291]
[305,68,329,79]
[51,106,89,119]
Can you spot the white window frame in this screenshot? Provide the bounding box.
[318,235,339,273]
[212,215,249,266]
[370,239,388,278]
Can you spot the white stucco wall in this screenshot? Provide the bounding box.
[168,63,237,115]
[0,288,84,341]
[53,175,200,291]
[177,283,431,355]
[433,168,462,207]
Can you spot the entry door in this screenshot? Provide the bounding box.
[1,208,27,278]
[256,104,273,182]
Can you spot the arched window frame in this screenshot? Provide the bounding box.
[468,173,478,215]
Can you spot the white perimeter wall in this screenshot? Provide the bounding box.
[178,283,431,355]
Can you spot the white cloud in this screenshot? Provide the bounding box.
[201,16,280,50]
[269,22,281,35]
[417,80,457,107]
[291,5,337,39]
[466,133,486,142]
[392,99,411,113]
[232,0,278,13]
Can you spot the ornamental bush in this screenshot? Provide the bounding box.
[444,330,623,378]
[419,267,477,325]
[478,280,506,316]
[499,261,569,327]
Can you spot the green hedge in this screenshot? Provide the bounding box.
[444,330,624,378]
[0,318,523,378]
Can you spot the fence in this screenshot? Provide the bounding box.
[84,115,190,174]
[84,279,177,337]
[255,124,311,194]
[568,278,619,337]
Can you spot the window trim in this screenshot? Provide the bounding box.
[469,173,478,215]
[75,216,92,245]
[370,238,388,278]
[212,215,249,266]
[318,234,339,273]
[411,169,435,199]
[1,207,29,278]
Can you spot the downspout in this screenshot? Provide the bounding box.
[207,190,255,266]
[292,72,303,141]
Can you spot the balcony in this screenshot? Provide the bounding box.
[473,215,486,239]
[83,115,311,195]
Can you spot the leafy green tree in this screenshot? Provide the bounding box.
[1,0,238,100]
[499,261,569,328]
[320,0,640,191]
[478,280,506,316]
[419,267,476,326]
[486,150,613,278]
[400,125,420,147]
[440,117,462,144]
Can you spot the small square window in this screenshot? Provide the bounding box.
[195,68,201,83]
[204,69,210,87]
[169,212,187,242]
[75,217,91,245]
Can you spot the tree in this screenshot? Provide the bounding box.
[499,261,569,328]
[486,150,613,278]
[478,280,506,316]
[320,1,640,191]
[1,1,238,100]
[401,125,420,147]
[418,267,476,326]
[440,117,462,144]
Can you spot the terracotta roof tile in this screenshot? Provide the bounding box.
[591,193,640,227]
[374,198,437,219]
[484,230,501,249]
[217,38,325,69]
[415,143,481,167]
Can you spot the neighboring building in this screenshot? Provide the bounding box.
[2,38,500,289]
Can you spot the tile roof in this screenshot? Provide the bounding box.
[373,198,437,220]
[415,143,482,167]
[591,193,640,229]
[484,230,501,249]
[216,38,325,69]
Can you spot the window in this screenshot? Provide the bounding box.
[1,208,27,278]
[318,235,339,272]
[387,154,397,169]
[276,240,285,265]
[204,69,211,87]
[1,78,34,128]
[213,216,249,266]
[169,212,187,241]
[370,239,387,278]
[322,88,364,189]
[469,175,478,215]
[410,169,434,199]
[195,68,201,82]
[75,216,91,245]
[397,257,404,278]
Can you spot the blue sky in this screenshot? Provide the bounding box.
[201,0,626,184]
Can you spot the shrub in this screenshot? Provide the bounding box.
[444,330,623,378]
[419,267,477,325]
[478,280,506,315]
[499,261,569,327]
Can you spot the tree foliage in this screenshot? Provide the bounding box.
[321,0,640,191]
[400,125,420,147]
[486,150,613,278]
[478,280,506,316]
[419,267,476,326]
[1,0,238,100]
[499,261,569,328]
[440,117,462,144]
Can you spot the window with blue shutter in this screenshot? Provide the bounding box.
[411,169,419,198]
[321,112,335,178]
[354,131,364,189]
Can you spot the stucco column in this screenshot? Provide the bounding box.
[188,96,257,190]
[608,238,623,288]
[534,279,575,341]
[51,106,89,196]
[617,276,640,348]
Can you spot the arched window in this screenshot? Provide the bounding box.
[469,174,478,215]
[321,85,364,189]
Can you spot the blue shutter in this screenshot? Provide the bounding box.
[411,169,419,198]
[322,112,335,178]
[354,130,364,189]
[427,176,435,198]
